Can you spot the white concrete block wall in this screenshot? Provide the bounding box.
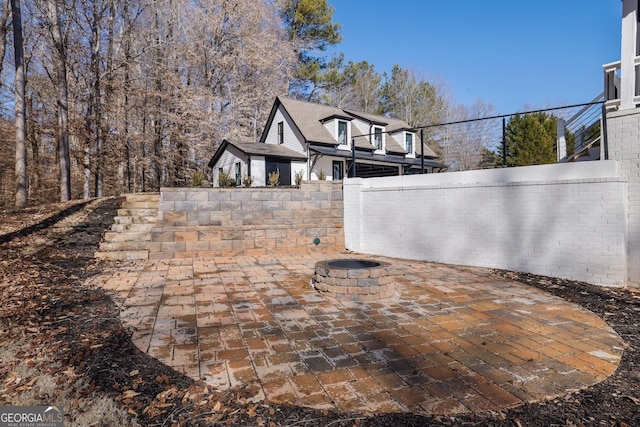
[344,161,628,287]
[607,107,640,287]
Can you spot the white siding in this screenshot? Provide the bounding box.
[212,149,246,187]
[264,106,306,154]
[352,120,385,153]
[291,161,307,185]
[312,157,337,180]
[252,157,266,187]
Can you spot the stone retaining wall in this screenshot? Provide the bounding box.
[149,182,344,258]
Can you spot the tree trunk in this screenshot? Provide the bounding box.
[0,0,12,81]
[11,0,27,208]
[46,0,71,202]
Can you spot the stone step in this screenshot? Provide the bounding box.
[117,208,159,217]
[113,215,158,225]
[99,241,155,251]
[95,250,149,260]
[110,223,156,233]
[103,231,152,242]
[121,201,160,210]
[124,193,160,203]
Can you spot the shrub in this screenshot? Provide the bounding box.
[218,170,237,187]
[190,171,205,187]
[268,168,280,187]
[242,175,254,187]
[317,168,326,180]
[294,170,304,187]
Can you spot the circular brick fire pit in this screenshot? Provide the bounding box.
[312,259,394,301]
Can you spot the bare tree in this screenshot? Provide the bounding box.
[11,0,27,207]
[41,0,71,201]
[438,99,499,171]
[0,0,12,87]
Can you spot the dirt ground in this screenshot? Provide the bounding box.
[0,197,639,426]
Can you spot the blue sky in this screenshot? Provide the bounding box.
[326,0,622,115]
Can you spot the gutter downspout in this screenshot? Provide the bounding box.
[307,142,311,180]
[247,154,251,183]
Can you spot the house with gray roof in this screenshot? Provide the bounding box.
[208,96,447,186]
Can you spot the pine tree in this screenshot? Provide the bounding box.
[279,0,341,99]
[499,112,558,167]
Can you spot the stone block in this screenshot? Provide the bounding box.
[159,201,175,211]
[211,240,234,252]
[208,191,232,201]
[220,201,241,211]
[287,228,306,238]
[198,229,222,241]
[266,229,287,239]
[250,190,273,201]
[162,211,188,223]
[232,210,254,222]
[163,191,187,201]
[174,230,198,242]
[327,268,348,279]
[263,200,284,210]
[291,191,311,201]
[161,242,186,252]
[241,200,262,211]
[187,211,210,223]
[186,241,210,252]
[198,201,221,211]
[186,191,209,202]
[151,230,174,242]
[244,229,266,239]
[174,201,198,212]
[306,228,327,238]
[222,229,243,240]
[231,191,253,201]
[350,269,371,279]
[378,276,393,285]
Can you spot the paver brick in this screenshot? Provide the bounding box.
[94,253,624,418]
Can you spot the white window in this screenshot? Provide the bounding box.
[373,127,383,150]
[338,120,348,146]
[405,133,414,154]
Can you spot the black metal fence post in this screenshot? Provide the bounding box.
[420,129,424,173]
[502,117,507,167]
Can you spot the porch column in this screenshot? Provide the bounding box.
[620,0,638,110]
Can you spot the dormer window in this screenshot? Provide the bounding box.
[373,127,383,150]
[338,120,348,146]
[405,133,414,154]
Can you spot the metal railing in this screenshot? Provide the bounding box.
[603,56,640,111]
[557,94,606,162]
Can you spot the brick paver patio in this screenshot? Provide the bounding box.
[89,254,624,415]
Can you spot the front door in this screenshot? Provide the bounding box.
[265,158,291,186]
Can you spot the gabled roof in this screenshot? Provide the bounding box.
[261,97,342,146]
[207,139,307,168]
[261,96,439,158]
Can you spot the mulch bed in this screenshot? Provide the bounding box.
[0,197,639,426]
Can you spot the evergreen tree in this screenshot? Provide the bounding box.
[499,112,558,167]
[279,0,341,100]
